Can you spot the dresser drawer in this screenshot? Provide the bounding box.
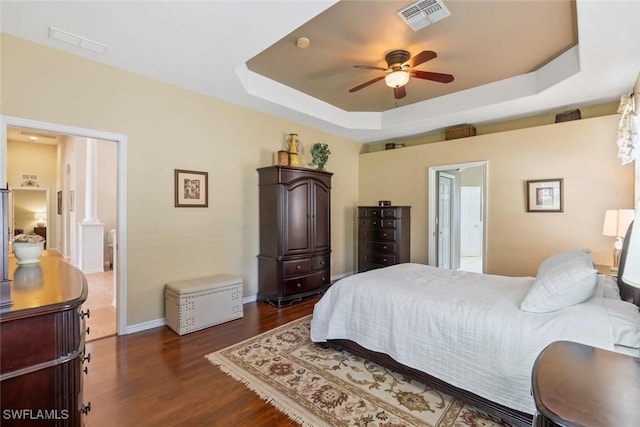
[359,253,396,266]
[283,270,330,296]
[359,228,396,241]
[283,258,311,276]
[311,255,329,271]
[359,241,396,254]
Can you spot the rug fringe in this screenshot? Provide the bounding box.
[206,350,328,427]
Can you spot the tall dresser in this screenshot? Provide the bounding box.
[257,166,332,307]
[1,256,91,426]
[358,206,411,272]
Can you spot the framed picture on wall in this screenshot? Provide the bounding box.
[526,178,563,212]
[174,169,208,207]
[57,191,62,215]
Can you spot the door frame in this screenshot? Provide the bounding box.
[428,161,488,271]
[1,115,128,335]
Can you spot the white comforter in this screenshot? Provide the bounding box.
[310,263,615,414]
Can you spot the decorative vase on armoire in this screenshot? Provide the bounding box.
[287,133,301,167]
[256,165,332,307]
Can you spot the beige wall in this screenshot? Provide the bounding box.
[1,34,361,326]
[359,116,634,276]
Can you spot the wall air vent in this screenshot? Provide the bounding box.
[48,27,109,54]
[397,0,451,31]
[20,174,39,187]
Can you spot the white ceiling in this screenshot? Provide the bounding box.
[1,1,639,144]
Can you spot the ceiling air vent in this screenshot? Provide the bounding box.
[397,0,451,31]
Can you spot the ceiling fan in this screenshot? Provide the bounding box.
[349,49,454,99]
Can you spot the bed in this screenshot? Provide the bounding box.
[310,224,640,427]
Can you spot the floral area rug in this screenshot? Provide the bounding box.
[206,315,512,427]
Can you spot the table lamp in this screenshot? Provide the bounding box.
[602,209,635,271]
[34,211,46,228]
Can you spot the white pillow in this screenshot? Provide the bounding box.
[537,248,593,274]
[602,298,640,348]
[520,250,598,313]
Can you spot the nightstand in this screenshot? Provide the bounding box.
[532,341,640,427]
[595,264,617,277]
[34,226,46,249]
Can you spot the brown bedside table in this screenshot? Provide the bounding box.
[532,341,640,427]
[595,264,617,277]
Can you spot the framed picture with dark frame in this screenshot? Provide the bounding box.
[57,191,62,215]
[526,178,563,212]
[174,169,208,208]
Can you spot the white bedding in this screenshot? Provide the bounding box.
[310,263,616,415]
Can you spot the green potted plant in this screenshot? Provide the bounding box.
[309,142,331,171]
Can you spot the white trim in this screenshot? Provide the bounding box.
[331,271,353,281]
[428,161,488,271]
[1,115,128,336]
[126,317,166,335]
[243,294,257,304]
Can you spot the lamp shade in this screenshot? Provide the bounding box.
[384,71,410,88]
[602,209,635,237]
[622,218,640,289]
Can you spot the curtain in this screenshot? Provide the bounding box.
[617,92,638,165]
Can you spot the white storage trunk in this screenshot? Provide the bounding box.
[165,274,243,335]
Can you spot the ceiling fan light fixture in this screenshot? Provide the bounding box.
[385,70,410,88]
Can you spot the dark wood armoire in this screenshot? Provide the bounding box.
[257,166,332,307]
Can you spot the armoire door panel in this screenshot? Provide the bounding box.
[283,181,311,254]
[312,182,331,252]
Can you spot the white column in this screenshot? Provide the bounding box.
[79,138,104,273]
[84,138,99,223]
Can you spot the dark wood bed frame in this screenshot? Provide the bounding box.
[326,221,639,427]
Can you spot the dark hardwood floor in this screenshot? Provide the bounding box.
[84,296,321,426]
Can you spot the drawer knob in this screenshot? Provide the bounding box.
[383,246,387,250]
[383,258,387,262]
[86,326,90,335]
[320,261,325,265]
[80,309,91,319]
[82,353,91,364]
[83,366,89,375]
[296,265,301,270]
[81,402,91,415]
[296,283,302,288]
[321,276,326,282]
[383,233,387,237]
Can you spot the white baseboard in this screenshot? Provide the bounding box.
[332,271,353,281]
[125,317,166,334]
[124,275,352,335]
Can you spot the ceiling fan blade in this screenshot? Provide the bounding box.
[354,65,388,71]
[411,70,454,83]
[394,86,406,99]
[410,50,437,68]
[349,76,385,93]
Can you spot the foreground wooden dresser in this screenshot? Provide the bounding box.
[357,206,411,272]
[0,256,90,426]
[532,340,640,427]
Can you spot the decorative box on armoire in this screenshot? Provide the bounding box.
[358,206,411,273]
[257,166,332,307]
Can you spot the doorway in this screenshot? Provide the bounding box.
[1,115,128,335]
[428,161,487,273]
